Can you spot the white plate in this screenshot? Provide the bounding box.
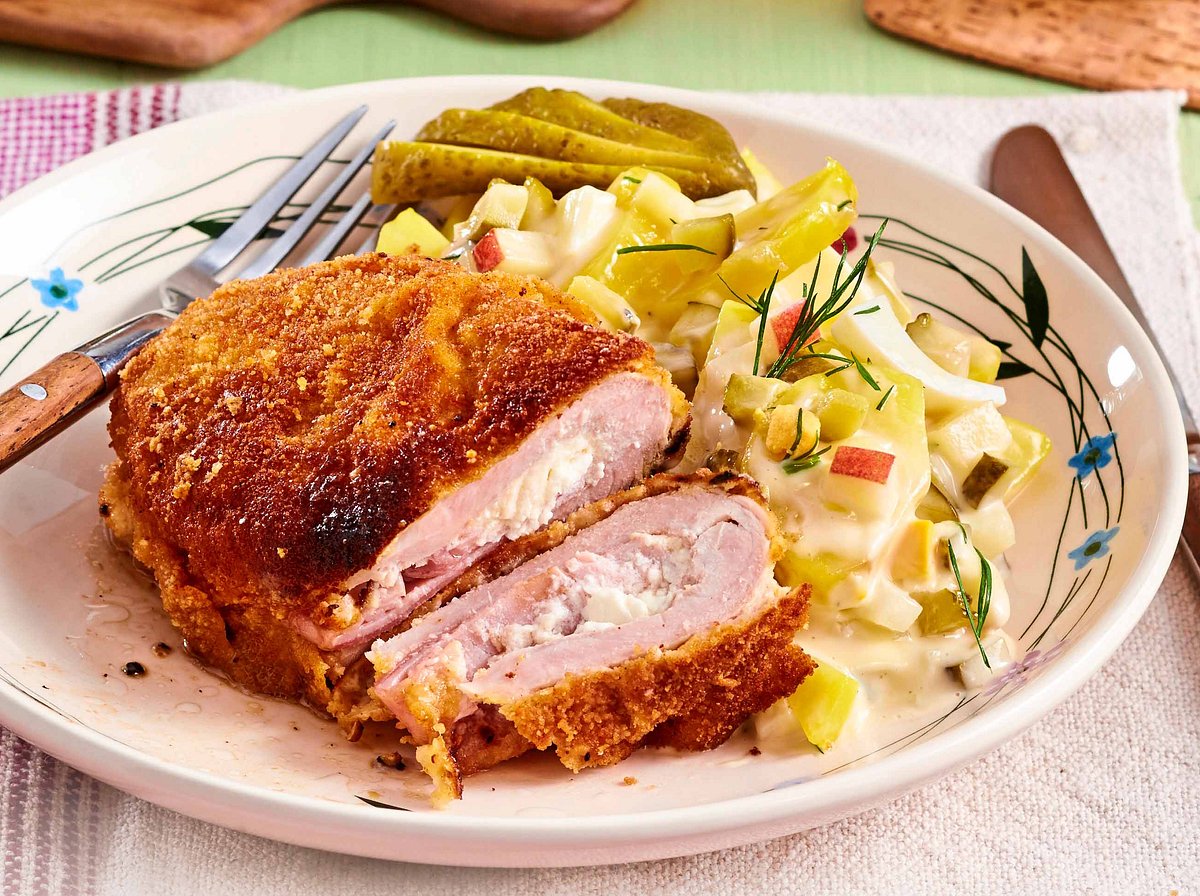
[0,76,1186,866]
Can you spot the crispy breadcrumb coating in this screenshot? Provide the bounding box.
[102,254,686,707]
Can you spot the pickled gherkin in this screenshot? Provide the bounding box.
[417,109,714,173]
[372,142,716,205]
[491,88,697,152]
[372,87,756,205]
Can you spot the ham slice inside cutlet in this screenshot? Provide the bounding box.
[292,371,681,657]
[364,472,814,801]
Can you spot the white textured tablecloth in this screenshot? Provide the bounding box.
[1,83,1198,896]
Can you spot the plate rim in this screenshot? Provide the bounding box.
[0,74,1188,864]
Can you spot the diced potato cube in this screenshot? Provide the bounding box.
[787,660,860,751]
[968,337,1003,383]
[993,417,1052,501]
[630,171,695,227]
[890,519,939,590]
[376,208,450,257]
[928,403,1014,475]
[764,403,821,460]
[457,182,529,241]
[958,634,1014,688]
[961,498,1016,559]
[852,578,923,632]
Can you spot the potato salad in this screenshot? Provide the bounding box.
[377,138,1049,757]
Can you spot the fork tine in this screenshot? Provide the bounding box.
[296,192,375,266]
[237,120,397,279]
[187,106,368,278]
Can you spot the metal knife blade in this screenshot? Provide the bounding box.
[989,124,1200,573]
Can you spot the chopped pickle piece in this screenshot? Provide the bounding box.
[375,208,449,257]
[780,355,835,382]
[669,214,735,273]
[704,449,741,473]
[764,403,821,460]
[722,373,789,425]
[520,176,557,230]
[776,550,862,601]
[457,182,529,241]
[786,661,860,752]
[813,389,870,441]
[918,589,970,636]
[565,276,640,333]
[962,453,1010,508]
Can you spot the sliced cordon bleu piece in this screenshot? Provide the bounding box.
[357,470,814,801]
[100,254,689,711]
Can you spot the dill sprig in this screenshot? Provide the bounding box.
[782,445,831,474]
[762,220,888,380]
[875,384,895,410]
[854,305,880,315]
[946,537,992,669]
[718,269,780,376]
[616,243,715,255]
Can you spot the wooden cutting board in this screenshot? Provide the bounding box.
[865,0,1200,110]
[0,0,637,68]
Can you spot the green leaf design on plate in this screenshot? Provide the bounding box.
[995,360,1036,380]
[355,795,411,811]
[188,218,286,240]
[1021,247,1049,349]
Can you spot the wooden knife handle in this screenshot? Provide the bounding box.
[1183,441,1200,575]
[0,352,106,472]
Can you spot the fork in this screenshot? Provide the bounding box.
[0,107,396,475]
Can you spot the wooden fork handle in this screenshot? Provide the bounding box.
[0,352,106,471]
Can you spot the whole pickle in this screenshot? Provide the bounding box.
[490,87,696,152]
[417,109,713,172]
[372,142,717,204]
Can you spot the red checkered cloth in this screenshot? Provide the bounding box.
[0,84,183,200]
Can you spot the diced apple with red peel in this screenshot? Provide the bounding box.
[471,228,555,277]
[770,302,821,353]
[830,445,895,484]
[824,445,900,519]
[473,230,503,272]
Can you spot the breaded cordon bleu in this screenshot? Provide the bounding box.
[334,470,815,801]
[100,254,689,711]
